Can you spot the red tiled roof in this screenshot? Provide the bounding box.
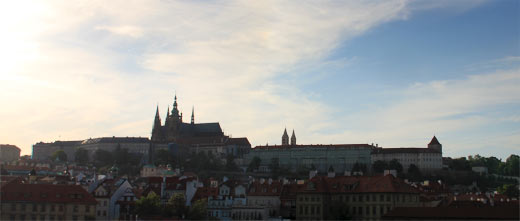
[383,207,519,220]
[248,180,283,196]
[297,175,420,194]
[372,147,441,154]
[1,183,97,204]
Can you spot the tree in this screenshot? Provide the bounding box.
[51,150,67,162]
[269,158,280,176]
[449,157,471,171]
[225,154,239,171]
[388,159,403,173]
[188,199,207,220]
[135,192,161,217]
[94,149,113,167]
[75,148,89,165]
[113,145,129,165]
[497,184,519,198]
[503,155,519,176]
[326,200,351,220]
[407,164,422,181]
[248,157,261,172]
[372,160,387,173]
[167,193,187,218]
[352,162,367,173]
[154,149,172,166]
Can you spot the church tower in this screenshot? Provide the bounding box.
[151,105,163,142]
[291,130,296,145]
[428,136,442,153]
[165,94,183,141]
[282,128,289,145]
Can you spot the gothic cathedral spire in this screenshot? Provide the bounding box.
[282,128,289,145]
[291,129,296,145]
[191,106,195,124]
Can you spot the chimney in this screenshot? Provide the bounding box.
[328,171,335,178]
[268,178,273,185]
[344,171,351,176]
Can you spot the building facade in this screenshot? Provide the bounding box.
[32,141,82,162]
[248,130,375,173]
[371,136,443,172]
[0,183,97,221]
[0,144,21,162]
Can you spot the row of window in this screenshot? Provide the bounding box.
[297,205,322,216]
[10,203,91,213]
[8,214,88,221]
[332,194,418,203]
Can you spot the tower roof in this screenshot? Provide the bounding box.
[291,129,296,138]
[283,128,288,137]
[429,136,441,145]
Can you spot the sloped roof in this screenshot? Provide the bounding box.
[179,122,224,137]
[429,136,441,145]
[296,175,419,194]
[372,147,441,154]
[383,207,519,220]
[248,180,283,196]
[226,137,251,146]
[254,144,375,149]
[81,137,150,145]
[1,183,97,204]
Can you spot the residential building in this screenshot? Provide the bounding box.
[248,130,375,173]
[0,183,97,221]
[247,178,282,219]
[0,144,20,162]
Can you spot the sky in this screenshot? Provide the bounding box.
[1,0,518,159]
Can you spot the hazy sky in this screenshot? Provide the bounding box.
[1,0,518,159]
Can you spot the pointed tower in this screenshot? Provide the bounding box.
[428,136,442,153]
[151,105,163,141]
[290,129,296,145]
[282,128,289,145]
[191,106,195,124]
[165,94,182,141]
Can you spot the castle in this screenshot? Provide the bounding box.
[151,95,224,143]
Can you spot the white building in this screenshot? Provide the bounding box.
[371,136,443,172]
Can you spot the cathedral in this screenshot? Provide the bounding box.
[151,95,224,143]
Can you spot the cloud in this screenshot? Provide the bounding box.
[315,67,520,158]
[0,0,507,158]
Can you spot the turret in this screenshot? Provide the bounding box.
[282,128,289,145]
[428,136,442,153]
[151,105,163,141]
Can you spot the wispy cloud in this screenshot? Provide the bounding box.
[2,0,513,159]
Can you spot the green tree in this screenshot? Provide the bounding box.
[248,156,261,172]
[449,157,471,171]
[269,158,280,176]
[503,155,519,176]
[113,146,129,165]
[372,160,387,173]
[154,149,172,166]
[94,149,113,167]
[135,192,161,217]
[168,193,187,217]
[51,150,67,162]
[388,159,403,174]
[188,199,207,220]
[352,162,367,173]
[407,164,422,181]
[497,183,519,198]
[74,148,89,165]
[225,154,239,171]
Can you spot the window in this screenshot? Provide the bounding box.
[86,205,90,212]
[32,204,37,211]
[21,204,26,211]
[72,215,78,221]
[31,215,36,220]
[59,205,63,211]
[20,215,25,221]
[386,195,390,202]
[40,215,45,220]
[372,195,376,202]
[103,211,106,216]
[304,206,308,215]
[50,215,55,221]
[359,195,363,202]
[380,194,384,201]
[352,207,356,215]
[41,204,46,212]
[310,206,315,215]
[380,206,384,215]
[51,205,55,211]
[372,206,376,215]
[366,195,369,202]
[366,206,369,215]
[73,205,78,212]
[11,203,16,211]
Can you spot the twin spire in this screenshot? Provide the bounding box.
[282,128,296,145]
